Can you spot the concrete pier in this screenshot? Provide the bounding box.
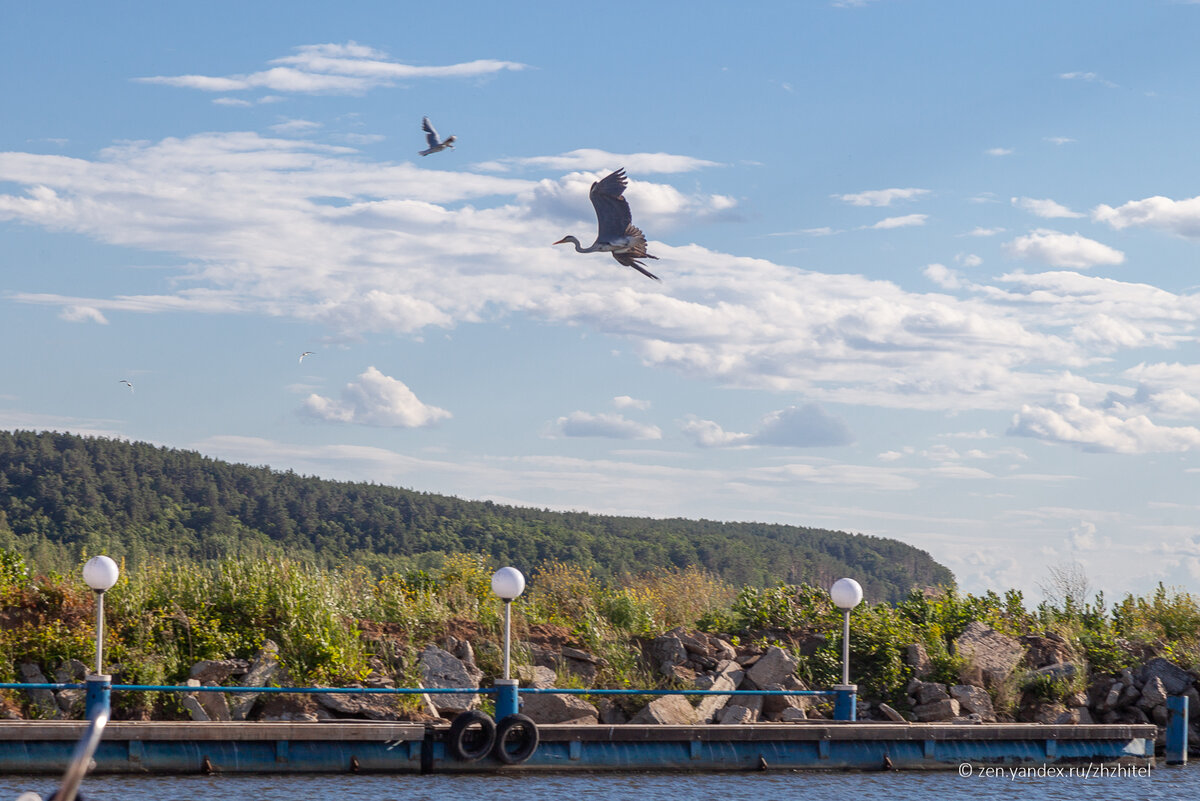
[0,721,1156,773]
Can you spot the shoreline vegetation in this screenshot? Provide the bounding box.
[2,549,1198,736]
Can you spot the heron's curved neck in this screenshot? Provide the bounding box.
[563,236,595,253]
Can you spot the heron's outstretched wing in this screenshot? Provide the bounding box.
[590,169,634,245]
[422,117,440,148]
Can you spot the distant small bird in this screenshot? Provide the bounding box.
[119,380,134,393]
[299,351,315,364]
[419,117,456,156]
[554,168,660,280]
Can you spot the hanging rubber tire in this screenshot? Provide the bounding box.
[493,714,539,765]
[446,710,496,762]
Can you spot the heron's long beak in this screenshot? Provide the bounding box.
[553,237,569,245]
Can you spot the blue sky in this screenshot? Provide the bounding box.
[4,1,1200,598]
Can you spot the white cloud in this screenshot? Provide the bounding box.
[924,263,962,289]
[1059,71,1118,88]
[613,395,651,410]
[1004,229,1124,268]
[834,188,929,207]
[986,148,1014,157]
[301,366,450,427]
[965,227,1004,237]
[137,41,527,96]
[1010,393,1200,454]
[475,149,720,175]
[682,404,853,448]
[550,411,662,440]
[270,118,322,134]
[1093,194,1200,238]
[869,214,927,229]
[1011,197,1084,219]
[956,253,982,268]
[1045,137,1076,145]
[59,305,108,324]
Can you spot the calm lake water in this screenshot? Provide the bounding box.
[1,768,1195,801]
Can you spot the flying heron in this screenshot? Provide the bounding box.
[299,351,315,364]
[119,380,133,393]
[554,169,660,280]
[419,117,456,156]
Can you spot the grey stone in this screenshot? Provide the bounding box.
[189,659,241,684]
[950,684,996,722]
[629,694,698,725]
[315,686,404,720]
[905,643,932,677]
[520,693,599,724]
[649,633,689,676]
[745,646,799,689]
[1139,657,1195,696]
[779,707,807,722]
[1028,662,1077,682]
[258,694,318,722]
[717,705,755,725]
[1031,703,1068,724]
[55,689,85,716]
[597,699,628,725]
[229,640,281,722]
[1100,681,1123,712]
[180,694,210,721]
[53,660,89,683]
[419,644,482,713]
[1138,676,1169,710]
[912,698,960,721]
[196,686,231,721]
[515,665,557,689]
[954,622,1024,688]
[695,660,745,723]
[18,663,60,720]
[912,681,950,706]
[878,703,908,723]
[1186,687,1200,720]
[761,681,812,721]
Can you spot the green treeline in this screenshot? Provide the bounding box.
[0,430,952,601]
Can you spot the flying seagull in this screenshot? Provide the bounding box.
[119,380,134,393]
[554,169,660,280]
[419,117,456,156]
[299,351,315,364]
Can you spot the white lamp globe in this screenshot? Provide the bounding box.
[83,555,120,592]
[491,566,526,601]
[830,577,863,610]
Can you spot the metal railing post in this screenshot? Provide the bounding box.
[1167,694,1188,765]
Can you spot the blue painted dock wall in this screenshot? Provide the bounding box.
[0,721,1156,774]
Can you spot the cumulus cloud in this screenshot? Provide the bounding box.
[1009,393,1200,453]
[59,305,108,324]
[7,129,1200,418]
[986,148,1014,157]
[869,214,927,229]
[1011,197,1084,219]
[301,366,450,427]
[137,41,526,96]
[924,263,962,289]
[834,188,929,207]
[1004,229,1124,268]
[550,411,662,440]
[682,404,854,449]
[1093,194,1200,238]
[613,395,651,410]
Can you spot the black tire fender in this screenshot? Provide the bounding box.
[446,709,496,762]
[493,713,539,764]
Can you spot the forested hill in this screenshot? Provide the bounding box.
[0,430,954,602]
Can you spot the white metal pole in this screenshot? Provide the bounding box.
[94,591,105,676]
[841,608,850,686]
[503,599,512,680]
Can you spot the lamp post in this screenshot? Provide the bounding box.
[82,555,119,721]
[491,566,525,721]
[830,577,863,722]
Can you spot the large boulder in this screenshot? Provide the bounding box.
[911,698,960,722]
[419,645,482,714]
[950,684,996,722]
[954,622,1024,688]
[520,693,599,724]
[189,659,245,684]
[649,632,689,676]
[229,640,282,722]
[695,660,745,723]
[1139,657,1195,696]
[905,643,932,678]
[629,694,698,725]
[744,646,799,689]
[316,686,404,720]
[19,663,60,720]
